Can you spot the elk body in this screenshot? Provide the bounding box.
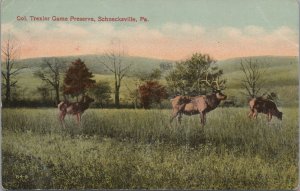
[58,95,94,127]
[170,90,227,125]
[248,97,282,122]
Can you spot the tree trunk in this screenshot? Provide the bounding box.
[115,88,120,108]
[114,78,121,108]
[5,72,10,103]
[55,86,60,105]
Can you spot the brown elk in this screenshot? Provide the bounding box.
[58,95,94,127]
[170,77,227,125]
[248,97,282,122]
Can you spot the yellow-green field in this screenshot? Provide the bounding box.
[2,107,298,189]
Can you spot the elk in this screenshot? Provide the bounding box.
[170,76,227,125]
[248,97,282,122]
[58,95,94,127]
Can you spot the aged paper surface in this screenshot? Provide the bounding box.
[1,0,299,189]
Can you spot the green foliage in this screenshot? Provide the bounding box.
[8,56,298,107]
[89,81,112,107]
[138,68,162,81]
[36,85,51,101]
[166,53,224,95]
[2,108,298,189]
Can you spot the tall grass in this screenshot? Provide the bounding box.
[2,108,298,189]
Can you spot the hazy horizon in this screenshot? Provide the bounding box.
[14,53,299,63]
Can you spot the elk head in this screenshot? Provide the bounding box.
[213,89,227,100]
[202,74,227,100]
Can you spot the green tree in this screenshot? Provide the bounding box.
[138,68,162,81]
[63,59,95,100]
[36,85,51,102]
[166,53,224,95]
[90,81,112,107]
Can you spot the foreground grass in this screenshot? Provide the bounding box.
[2,108,299,189]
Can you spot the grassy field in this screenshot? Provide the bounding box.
[2,107,298,189]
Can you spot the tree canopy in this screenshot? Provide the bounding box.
[139,81,167,109]
[90,81,112,107]
[165,53,224,96]
[63,59,95,98]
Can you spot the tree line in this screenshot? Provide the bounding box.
[2,37,275,108]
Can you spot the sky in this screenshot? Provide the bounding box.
[1,0,299,60]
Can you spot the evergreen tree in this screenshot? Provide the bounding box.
[63,59,95,99]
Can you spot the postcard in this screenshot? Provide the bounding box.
[1,0,299,190]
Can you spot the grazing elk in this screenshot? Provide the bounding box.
[248,97,282,122]
[58,95,94,127]
[170,77,227,125]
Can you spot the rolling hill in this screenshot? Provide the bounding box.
[16,54,172,75]
[216,56,298,106]
[8,55,299,107]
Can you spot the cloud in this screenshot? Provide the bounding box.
[1,22,298,60]
[244,25,265,36]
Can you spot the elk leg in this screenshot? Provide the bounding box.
[199,112,205,126]
[59,111,66,128]
[248,110,254,119]
[267,113,272,122]
[177,113,182,124]
[76,113,81,126]
[253,109,258,119]
[170,111,178,123]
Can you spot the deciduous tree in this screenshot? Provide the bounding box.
[1,36,25,103]
[138,81,167,109]
[166,53,224,96]
[34,58,66,104]
[240,59,265,98]
[99,40,132,108]
[90,81,112,107]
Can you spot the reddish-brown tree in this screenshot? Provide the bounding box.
[63,59,95,99]
[138,81,167,109]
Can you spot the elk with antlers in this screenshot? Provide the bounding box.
[58,95,94,127]
[170,75,227,125]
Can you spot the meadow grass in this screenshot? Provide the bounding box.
[2,107,299,189]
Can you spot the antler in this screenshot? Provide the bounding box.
[214,76,221,90]
[201,73,221,90]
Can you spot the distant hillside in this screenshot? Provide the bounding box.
[216,56,298,73]
[16,55,173,75]
[215,56,298,107]
[10,55,299,107]
[215,56,298,87]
